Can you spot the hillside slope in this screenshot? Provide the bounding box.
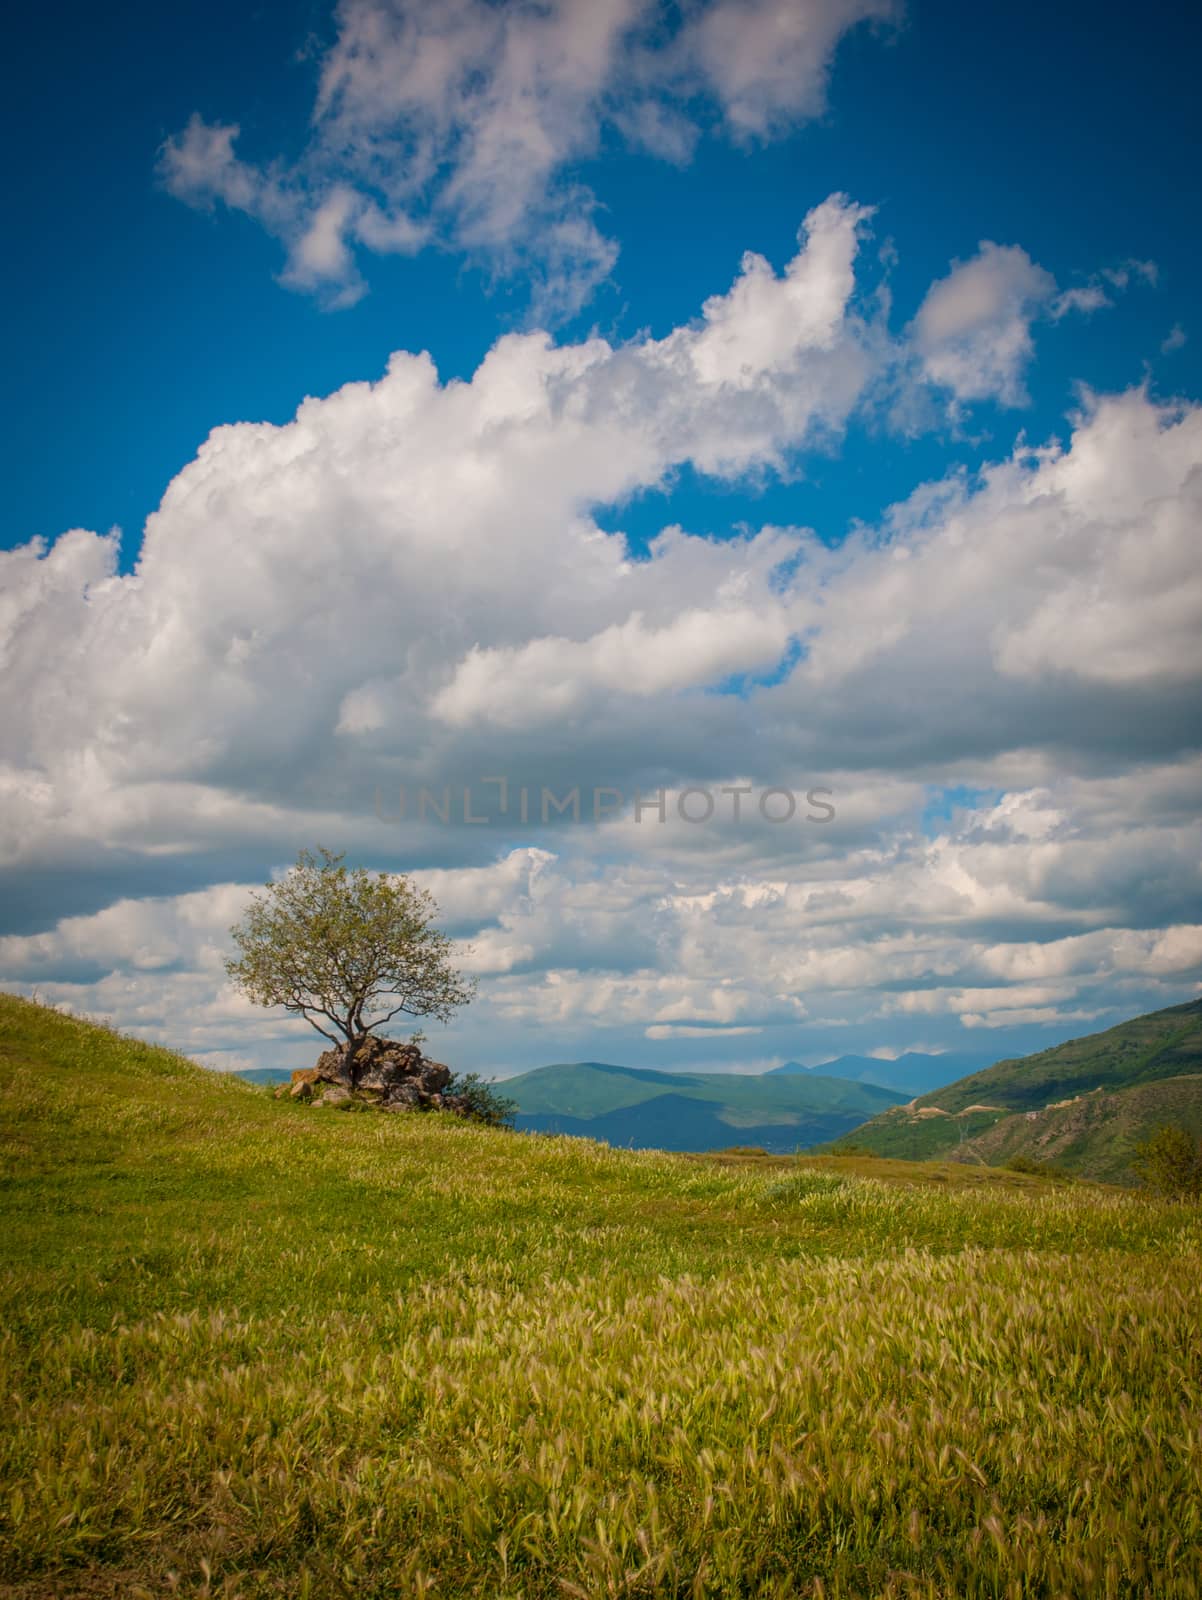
[500,1059,904,1152]
[952,1073,1202,1183]
[834,998,1202,1178]
[3,992,1201,1599]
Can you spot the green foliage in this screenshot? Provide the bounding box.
[3,993,1202,1598]
[1003,1152,1042,1174]
[828,1106,1004,1163]
[446,1070,518,1128]
[1135,1123,1202,1200]
[225,845,475,1047]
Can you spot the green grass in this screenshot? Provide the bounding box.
[827,1109,1009,1164]
[2,993,1201,1597]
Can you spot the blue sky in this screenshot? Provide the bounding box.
[2,0,1201,1075]
[6,0,1198,557]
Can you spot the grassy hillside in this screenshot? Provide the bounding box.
[957,1073,1202,1183]
[501,1060,904,1152]
[834,998,1202,1177]
[920,997,1202,1114]
[2,992,1201,1598]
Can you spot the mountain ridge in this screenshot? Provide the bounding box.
[769,1051,994,1097]
[498,1059,906,1152]
[831,998,1202,1180]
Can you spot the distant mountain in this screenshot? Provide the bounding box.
[500,1060,905,1153]
[769,1051,994,1098]
[235,1067,292,1085]
[829,998,1202,1181]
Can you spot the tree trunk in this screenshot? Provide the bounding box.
[344,1032,370,1089]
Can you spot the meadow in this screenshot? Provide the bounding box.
[1,994,1200,1598]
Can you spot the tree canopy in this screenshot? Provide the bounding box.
[225,847,475,1051]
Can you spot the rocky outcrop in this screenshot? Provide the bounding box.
[278,1035,474,1116]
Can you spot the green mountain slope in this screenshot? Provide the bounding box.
[834,998,1202,1178]
[920,998,1202,1113]
[500,1059,905,1152]
[959,1074,1202,1183]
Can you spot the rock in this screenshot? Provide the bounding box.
[419,1059,452,1093]
[380,1081,423,1111]
[315,1036,451,1100]
[314,1084,353,1107]
[314,1047,353,1088]
[289,1068,319,1103]
[314,1035,425,1090]
[300,1034,487,1122]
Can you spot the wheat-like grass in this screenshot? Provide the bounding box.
[2,994,1200,1597]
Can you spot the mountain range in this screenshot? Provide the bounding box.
[769,1051,993,1097]
[235,1057,908,1153]
[831,998,1202,1183]
[496,1060,906,1153]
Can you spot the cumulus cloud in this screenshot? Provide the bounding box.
[4,202,1200,1068]
[433,596,793,728]
[160,0,896,314]
[782,388,1202,734]
[1,194,875,856]
[907,241,1162,410]
[910,242,1058,406]
[6,778,1200,1070]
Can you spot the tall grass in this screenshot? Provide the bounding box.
[2,994,1200,1597]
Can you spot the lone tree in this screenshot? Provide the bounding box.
[226,847,475,1081]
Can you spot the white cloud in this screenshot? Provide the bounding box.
[158,117,266,216]
[433,599,793,729]
[0,194,875,851]
[1051,284,1110,318]
[910,242,1057,406]
[4,205,1201,1069]
[907,243,1155,410]
[160,0,895,314]
[1162,323,1187,354]
[684,0,898,140]
[1102,259,1158,290]
[645,1024,764,1038]
[6,781,1200,1069]
[785,388,1202,708]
